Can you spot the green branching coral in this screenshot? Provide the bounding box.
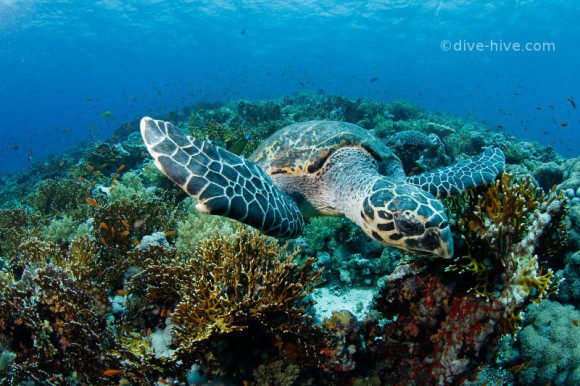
[92,196,175,288]
[31,177,88,219]
[174,198,236,253]
[0,209,41,260]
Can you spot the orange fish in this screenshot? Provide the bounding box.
[76,177,86,183]
[573,319,579,327]
[101,237,108,246]
[121,230,130,236]
[85,182,94,189]
[103,369,122,376]
[121,219,130,227]
[87,165,94,172]
[165,230,175,236]
[100,222,108,229]
[147,328,151,339]
[117,289,127,295]
[117,164,125,172]
[86,197,99,207]
[158,379,171,385]
[69,168,75,173]
[561,122,568,127]
[93,170,101,175]
[134,239,141,245]
[113,173,120,180]
[112,180,118,186]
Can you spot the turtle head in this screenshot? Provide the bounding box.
[360,180,453,258]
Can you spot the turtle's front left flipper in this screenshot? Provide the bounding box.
[140,117,304,238]
[406,147,505,198]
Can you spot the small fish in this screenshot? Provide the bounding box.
[160,309,166,317]
[134,239,141,245]
[101,110,112,117]
[85,182,94,189]
[117,289,127,295]
[573,319,579,327]
[113,173,120,180]
[133,219,144,229]
[121,219,130,227]
[76,177,86,183]
[548,104,554,109]
[166,230,175,236]
[111,180,118,186]
[240,28,246,35]
[59,161,66,167]
[100,222,108,229]
[103,369,122,376]
[568,96,576,109]
[121,230,130,236]
[86,197,99,207]
[117,164,125,172]
[69,168,75,173]
[158,379,171,385]
[145,166,152,171]
[369,76,379,83]
[147,328,151,339]
[561,122,568,127]
[497,124,504,129]
[101,237,108,246]
[93,170,101,175]
[536,106,542,110]
[100,163,108,168]
[87,165,94,172]
[11,145,18,151]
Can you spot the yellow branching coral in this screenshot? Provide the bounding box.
[171,227,321,354]
[446,173,568,334]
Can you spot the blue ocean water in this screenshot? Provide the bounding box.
[0,0,578,175]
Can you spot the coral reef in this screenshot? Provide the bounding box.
[171,228,322,370]
[0,93,577,384]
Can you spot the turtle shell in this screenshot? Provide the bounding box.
[250,120,404,176]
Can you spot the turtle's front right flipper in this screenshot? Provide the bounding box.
[140,117,304,238]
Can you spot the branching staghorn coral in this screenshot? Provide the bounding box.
[446,173,567,301]
[172,227,321,349]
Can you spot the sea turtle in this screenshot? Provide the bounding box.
[140,119,505,258]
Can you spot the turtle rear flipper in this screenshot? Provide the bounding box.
[406,147,505,198]
[140,117,304,238]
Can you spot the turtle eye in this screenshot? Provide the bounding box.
[394,212,425,236]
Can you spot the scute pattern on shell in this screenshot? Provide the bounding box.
[250,120,402,176]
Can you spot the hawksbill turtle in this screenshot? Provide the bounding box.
[140,119,505,258]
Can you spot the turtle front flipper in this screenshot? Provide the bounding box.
[140,117,305,238]
[406,147,505,198]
